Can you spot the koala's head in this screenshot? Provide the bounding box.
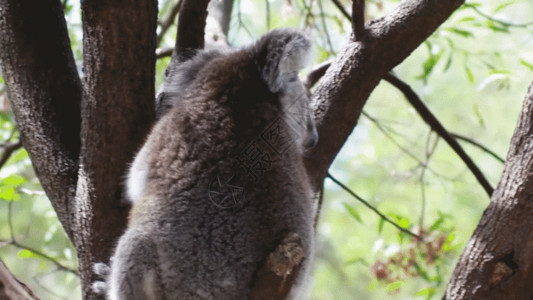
[250,28,319,150]
[158,28,318,151]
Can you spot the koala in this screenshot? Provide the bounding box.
[105,28,318,300]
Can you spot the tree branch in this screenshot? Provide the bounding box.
[0,0,82,240]
[444,81,533,299]
[0,140,22,170]
[451,132,505,163]
[175,0,211,62]
[351,0,365,40]
[330,0,351,20]
[157,0,183,46]
[383,73,493,197]
[0,259,39,300]
[79,0,157,298]
[327,173,423,240]
[304,0,465,190]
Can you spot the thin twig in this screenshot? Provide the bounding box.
[0,140,22,170]
[330,0,351,20]
[351,0,365,40]
[384,73,494,197]
[465,3,533,28]
[9,241,78,276]
[327,172,423,241]
[157,0,183,46]
[265,0,271,30]
[317,0,335,54]
[451,133,505,163]
[5,200,78,275]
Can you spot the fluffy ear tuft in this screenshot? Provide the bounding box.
[253,28,311,93]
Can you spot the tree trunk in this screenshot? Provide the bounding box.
[444,82,533,299]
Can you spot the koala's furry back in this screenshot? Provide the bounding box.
[114,34,315,299]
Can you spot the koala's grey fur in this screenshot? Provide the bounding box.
[108,28,318,300]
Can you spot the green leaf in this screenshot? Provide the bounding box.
[487,68,511,75]
[367,279,379,291]
[392,214,410,228]
[494,1,516,12]
[343,202,362,223]
[429,217,445,232]
[0,186,16,201]
[447,28,474,38]
[520,59,533,71]
[2,174,27,186]
[0,76,4,84]
[17,249,39,259]
[457,16,476,23]
[385,280,404,292]
[487,21,509,33]
[443,54,453,72]
[465,66,474,83]
[345,257,368,266]
[378,217,385,234]
[473,103,485,128]
[412,261,431,281]
[415,287,436,296]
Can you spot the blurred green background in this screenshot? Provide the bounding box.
[1,0,532,299]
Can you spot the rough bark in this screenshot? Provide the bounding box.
[76,0,157,298]
[0,0,81,240]
[444,82,533,299]
[0,260,39,300]
[304,0,465,190]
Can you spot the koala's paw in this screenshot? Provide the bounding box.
[93,262,111,277]
[92,280,108,295]
[92,262,111,295]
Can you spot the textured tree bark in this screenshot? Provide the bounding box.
[444,82,533,299]
[77,0,157,298]
[0,0,81,240]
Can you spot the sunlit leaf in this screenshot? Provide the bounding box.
[0,186,16,201]
[415,287,436,296]
[385,280,404,292]
[487,21,509,33]
[443,54,453,72]
[17,249,39,259]
[2,174,27,186]
[378,217,385,235]
[429,217,445,232]
[494,1,517,12]
[447,28,474,38]
[465,66,474,83]
[472,104,485,128]
[367,279,379,291]
[520,59,533,71]
[345,257,368,266]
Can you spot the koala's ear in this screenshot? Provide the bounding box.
[253,28,311,93]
